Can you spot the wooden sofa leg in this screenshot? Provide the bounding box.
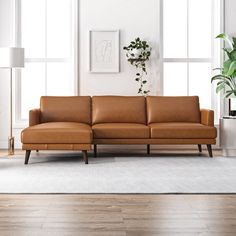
[94,144,97,158]
[82,150,88,164]
[198,144,202,153]
[147,144,150,155]
[207,144,213,158]
[36,150,39,153]
[24,150,31,165]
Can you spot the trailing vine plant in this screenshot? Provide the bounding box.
[123,38,151,95]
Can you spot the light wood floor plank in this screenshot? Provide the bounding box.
[0,194,235,235]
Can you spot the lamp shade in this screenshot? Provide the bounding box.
[0,47,24,68]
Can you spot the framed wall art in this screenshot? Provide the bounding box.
[89,30,120,73]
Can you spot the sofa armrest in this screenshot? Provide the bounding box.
[200,109,214,126]
[29,109,41,126]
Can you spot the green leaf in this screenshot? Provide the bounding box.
[223,59,232,74]
[211,74,231,83]
[216,83,226,93]
[225,91,234,98]
[212,75,236,95]
[216,33,234,50]
[223,48,233,59]
[233,37,236,49]
[226,61,236,77]
[217,81,225,86]
[231,50,236,60]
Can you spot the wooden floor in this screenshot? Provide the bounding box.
[0,149,232,235]
[0,194,235,235]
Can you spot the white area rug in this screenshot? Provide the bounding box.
[0,152,236,193]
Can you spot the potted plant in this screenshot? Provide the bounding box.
[123,37,151,95]
[211,33,236,116]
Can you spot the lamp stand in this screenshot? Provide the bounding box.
[8,68,14,155]
[8,137,14,155]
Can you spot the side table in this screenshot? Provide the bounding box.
[220,118,236,156]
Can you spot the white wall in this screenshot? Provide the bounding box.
[0,0,235,149]
[79,0,160,96]
[225,0,236,36]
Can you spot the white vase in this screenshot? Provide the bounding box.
[131,48,142,58]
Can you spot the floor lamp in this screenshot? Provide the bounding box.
[0,48,24,155]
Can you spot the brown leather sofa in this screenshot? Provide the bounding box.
[21,96,217,164]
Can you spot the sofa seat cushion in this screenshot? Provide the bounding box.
[149,123,217,139]
[21,122,92,144]
[92,123,150,139]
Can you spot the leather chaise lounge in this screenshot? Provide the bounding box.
[21,96,217,164]
[21,96,92,164]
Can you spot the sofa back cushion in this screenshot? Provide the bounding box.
[146,96,200,124]
[92,96,146,124]
[40,96,91,124]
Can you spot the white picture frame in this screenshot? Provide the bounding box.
[89,30,120,73]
